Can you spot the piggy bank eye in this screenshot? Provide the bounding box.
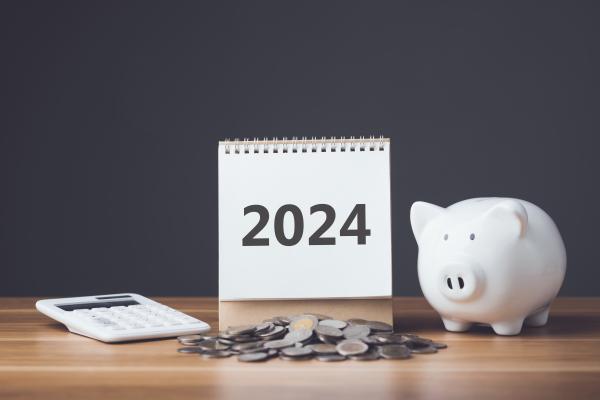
[443,234,448,241]
[469,233,475,240]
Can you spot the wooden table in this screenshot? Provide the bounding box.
[1,297,598,399]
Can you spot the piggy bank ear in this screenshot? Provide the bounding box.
[484,200,528,238]
[410,201,444,245]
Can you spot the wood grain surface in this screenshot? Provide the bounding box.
[0,297,599,400]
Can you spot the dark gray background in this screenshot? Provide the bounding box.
[1,1,598,297]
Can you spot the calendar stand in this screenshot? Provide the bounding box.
[219,298,393,330]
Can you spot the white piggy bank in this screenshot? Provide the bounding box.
[410,198,566,335]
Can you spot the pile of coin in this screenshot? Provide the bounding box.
[176,314,447,362]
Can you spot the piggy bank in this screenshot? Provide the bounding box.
[410,198,566,335]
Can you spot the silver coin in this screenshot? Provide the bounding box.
[179,336,213,346]
[405,339,434,349]
[272,316,291,325]
[231,335,260,343]
[267,349,278,357]
[226,325,256,335]
[238,352,269,362]
[365,321,393,332]
[378,344,411,359]
[217,331,239,340]
[178,334,206,342]
[347,318,369,325]
[229,342,265,353]
[217,338,236,345]
[431,342,448,349]
[280,355,312,361]
[177,347,204,354]
[336,339,369,356]
[315,325,343,339]
[178,341,202,346]
[375,333,408,344]
[316,354,346,362]
[263,338,295,349]
[231,341,265,352]
[240,346,270,354]
[281,347,313,357]
[198,339,230,351]
[284,328,313,343]
[254,322,274,334]
[343,325,371,340]
[316,334,338,344]
[407,335,432,343]
[319,319,348,330]
[258,325,285,339]
[360,335,380,345]
[308,343,338,355]
[200,350,232,358]
[349,349,380,361]
[409,345,438,354]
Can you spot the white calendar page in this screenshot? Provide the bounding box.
[218,138,392,301]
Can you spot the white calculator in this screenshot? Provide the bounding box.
[36,293,211,343]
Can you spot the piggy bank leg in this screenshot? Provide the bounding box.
[441,317,472,332]
[525,305,550,327]
[491,318,524,336]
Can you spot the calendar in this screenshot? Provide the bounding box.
[218,137,392,301]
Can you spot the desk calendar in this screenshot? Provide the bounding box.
[218,137,392,302]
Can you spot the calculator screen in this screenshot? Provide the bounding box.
[57,299,139,311]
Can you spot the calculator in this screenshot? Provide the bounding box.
[36,293,210,343]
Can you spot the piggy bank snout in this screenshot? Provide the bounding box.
[439,263,484,302]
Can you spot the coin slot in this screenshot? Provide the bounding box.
[458,277,465,289]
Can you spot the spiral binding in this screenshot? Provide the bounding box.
[221,136,388,154]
